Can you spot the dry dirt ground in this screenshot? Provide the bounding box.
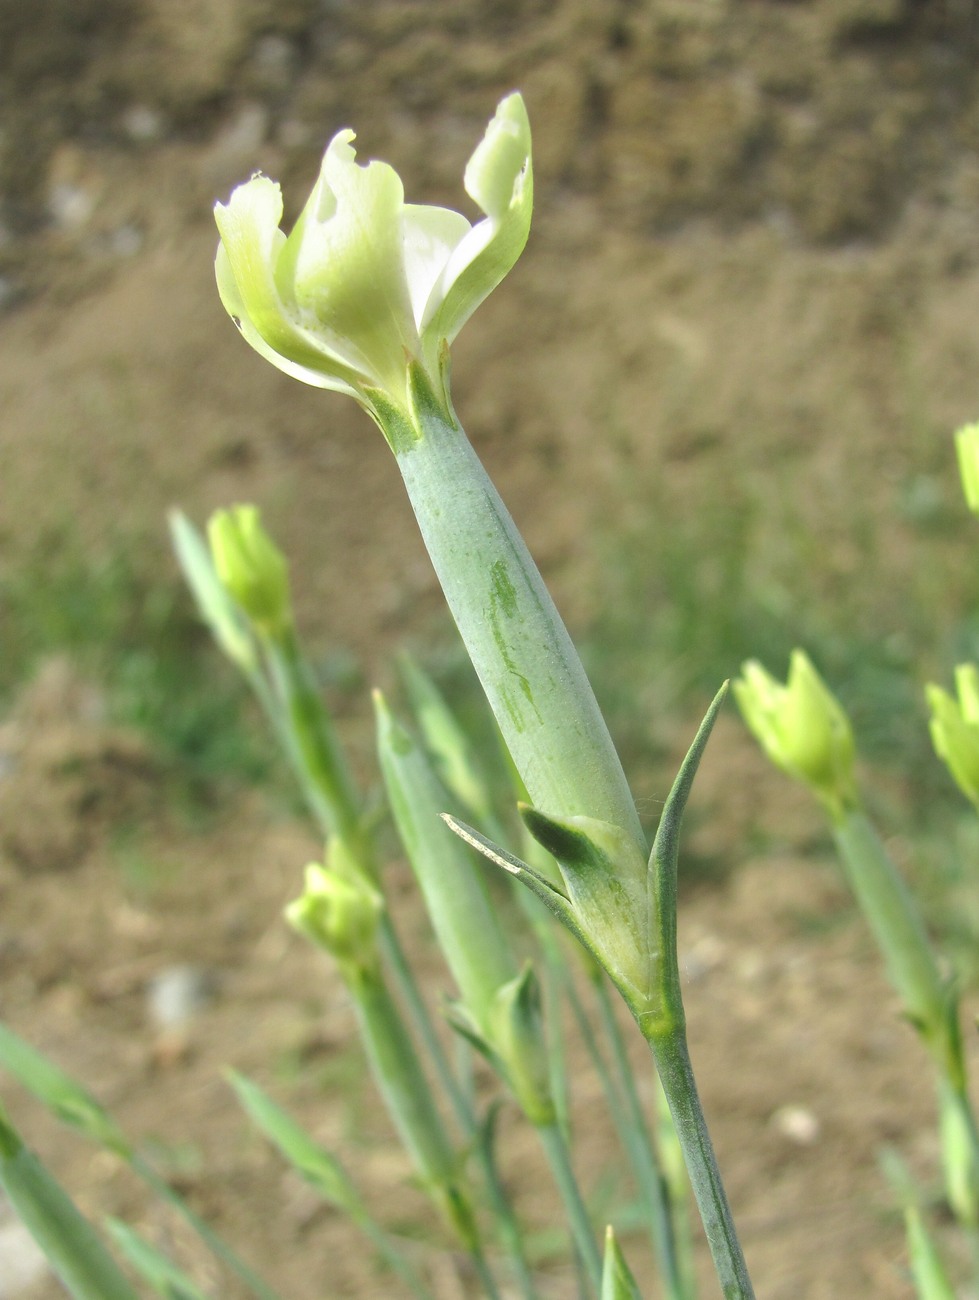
[3,2,979,1297]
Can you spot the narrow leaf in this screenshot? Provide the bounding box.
[106,1219,211,1300]
[226,1072,360,1214]
[0,1105,139,1300]
[0,1022,128,1155]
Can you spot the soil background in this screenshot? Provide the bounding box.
[2,2,979,1297]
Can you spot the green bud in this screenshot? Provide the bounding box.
[207,505,290,635]
[955,421,979,516]
[488,965,556,1127]
[926,664,979,808]
[169,510,258,674]
[285,841,382,980]
[214,93,532,413]
[734,649,857,820]
[374,689,515,1034]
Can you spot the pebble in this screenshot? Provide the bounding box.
[146,964,216,1030]
[105,224,143,258]
[120,104,167,145]
[47,183,95,232]
[771,1103,821,1145]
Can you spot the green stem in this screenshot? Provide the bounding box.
[392,373,644,851]
[351,968,469,1230]
[377,916,472,1135]
[832,809,979,1226]
[478,1108,542,1300]
[262,631,475,1140]
[535,1120,602,1295]
[264,627,364,848]
[593,978,689,1300]
[383,935,538,1298]
[831,811,948,1044]
[540,942,571,1140]
[646,1031,754,1300]
[258,626,532,1292]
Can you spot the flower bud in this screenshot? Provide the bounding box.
[207,505,290,636]
[169,510,258,674]
[955,422,979,516]
[927,663,979,808]
[488,965,555,1127]
[285,841,382,981]
[734,649,857,820]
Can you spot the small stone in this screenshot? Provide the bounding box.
[120,105,167,144]
[106,224,143,258]
[146,964,216,1030]
[681,932,725,982]
[47,183,96,232]
[771,1104,821,1145]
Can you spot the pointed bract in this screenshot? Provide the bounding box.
[601,1225,643,1300]
[519,806,652,1007]
[488,965,556,1127]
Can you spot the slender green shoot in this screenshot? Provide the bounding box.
[105,1219,211,1300]
[536,1119,603,1295]
[0,1104,139,1300]
[227,1072,434,1300]
[0,1020,280,1300]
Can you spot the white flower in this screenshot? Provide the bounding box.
[214,93,532,409]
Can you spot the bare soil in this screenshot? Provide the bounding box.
[2,2,979,1297]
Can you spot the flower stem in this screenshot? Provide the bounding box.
[592,977,690,1300]
[645,1029,754,1300]
[535,1119,602,1295]
[350,967,492,1282]
[831,809,979,1226]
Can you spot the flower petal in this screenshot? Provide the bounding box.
[283,131,419,396]
[402,203,471,331]
[214,175,363,394]
[421,92,533,350]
